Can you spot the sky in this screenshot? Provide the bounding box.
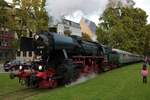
[67,0,150,24]
[81,0,150,24]
[5,0,150,25]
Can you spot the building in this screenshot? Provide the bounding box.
[80,17,97,41]
[0,29,15,61]
[0,1,15,61]
[50,19,82,36]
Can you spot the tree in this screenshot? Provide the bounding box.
[97,7,148,55]
[23,0,49,32]
[107,0,135,8]
[0,0,11,28]
[4,0,49,49]
[96,27,111,45]
[9,0,49,34]
[139,25,150,55]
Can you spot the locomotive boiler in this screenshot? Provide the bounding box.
[10,32,107,88]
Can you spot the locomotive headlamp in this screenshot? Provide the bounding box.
[19,65,23,70]
[38,65,43,71]
[35,35,39,40]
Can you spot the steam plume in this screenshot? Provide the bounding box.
[66,73,97,87]
[45,0,135,25]
[45,0,108,24]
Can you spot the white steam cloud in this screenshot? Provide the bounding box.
[65,73,97,87]
[45,0,108,24]
[45,0,135,25]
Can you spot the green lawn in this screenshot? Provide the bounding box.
[0,73,22,94]
[0,63,150,100]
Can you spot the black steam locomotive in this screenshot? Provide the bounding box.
[10,32,142,88]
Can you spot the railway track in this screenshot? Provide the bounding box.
[0,88,48,100]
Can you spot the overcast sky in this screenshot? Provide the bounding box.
[5,0,150,24]
[134,0,150,23]
[88,0,150,24]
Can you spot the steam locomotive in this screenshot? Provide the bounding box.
[10,32,143,88]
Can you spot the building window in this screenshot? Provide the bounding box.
[17,51,20,56]
[23,51,26,57]
[29,51,32,57]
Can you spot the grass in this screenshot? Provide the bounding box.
[0,63,150,100]
[0,73,23,94]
